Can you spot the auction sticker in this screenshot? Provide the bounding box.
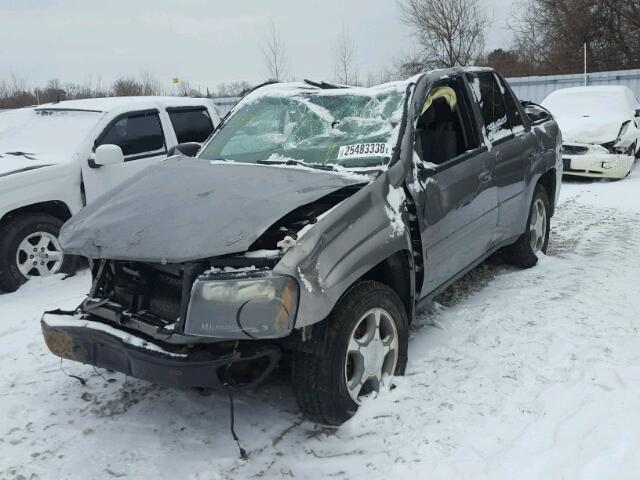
[337,143,390,159]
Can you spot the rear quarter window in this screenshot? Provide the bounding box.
[496,76,524,130]
[168,108,214,143]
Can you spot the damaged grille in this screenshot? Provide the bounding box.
[147,272,183,321]
[99,261,192,325]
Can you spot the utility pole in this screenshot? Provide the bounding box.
[584,43,588,86]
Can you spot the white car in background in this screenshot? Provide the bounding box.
[0,97,220,292]
[542,86,640,179]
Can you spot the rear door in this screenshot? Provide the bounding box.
[81,109,169,203]
[410,74,498,295]
[467,71,538,242]
[166,106,216,144]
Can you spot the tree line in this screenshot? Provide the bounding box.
[3,0,639,109]
[0,72,258,109]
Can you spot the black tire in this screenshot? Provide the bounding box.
[0,213,76,292]
[292,281,409,425]
[503,184,551,268]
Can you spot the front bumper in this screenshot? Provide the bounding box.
[41,310,281,390]
[563,153,634,179]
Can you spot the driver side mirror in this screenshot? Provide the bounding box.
[167,142,201,157]
[521,101,551,124]
[635,108,640,118]
[89,144,124,168]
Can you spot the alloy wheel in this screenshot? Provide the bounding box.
[345,307,399,403]
[16,231,64,278]
[529,198,547,253]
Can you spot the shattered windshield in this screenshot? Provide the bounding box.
[0,108,101,159]
[198,83,408,168]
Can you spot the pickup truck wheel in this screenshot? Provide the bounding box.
[503,184,550,268]
[0,213,76,292]
[292,281,409,425]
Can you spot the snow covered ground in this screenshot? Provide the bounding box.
[2,170,640,480]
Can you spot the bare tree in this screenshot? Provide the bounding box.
[140,71,162,96]
[603,0,640,29]
[399,0,489,69]
[41,79,66,103]
[508,0,640,75]
[263,20,288,81]
[177,80,192,97]
[112,77,143,96]
[334,25,357,85]
[365,68,399,87]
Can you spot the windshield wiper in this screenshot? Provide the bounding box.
[5,151,37,160]
[256,159,338,172]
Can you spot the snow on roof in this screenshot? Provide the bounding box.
[34,96,213,113]
[548,85,631,97]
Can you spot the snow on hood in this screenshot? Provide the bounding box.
[553,114,626,145]
[60,156,367,263]
[0,154,57,177]
[0,108,100,169]
[542,87,633,145]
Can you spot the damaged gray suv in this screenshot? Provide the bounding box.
[41,68,562,425]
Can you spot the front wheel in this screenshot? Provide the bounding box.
[0,213,76,292]
[292,281,409,425]
[503,184,551,268]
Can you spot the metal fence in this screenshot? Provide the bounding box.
[211,96,240,116]
[507,69,640,103]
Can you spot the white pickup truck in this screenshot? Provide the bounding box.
[0,96,220,291]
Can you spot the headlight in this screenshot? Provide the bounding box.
[588,144,610,154]
[184,274,299,339]
[618,121,630,140]
[201,280,277,303]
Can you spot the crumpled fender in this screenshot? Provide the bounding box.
[274,161,414,328]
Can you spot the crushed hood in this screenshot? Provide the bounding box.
[556,114,627,145]
[60,156,366,263]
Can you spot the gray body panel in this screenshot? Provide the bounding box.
[275,160,414,328]
[60,157,362,262]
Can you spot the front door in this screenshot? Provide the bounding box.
[467,71,538,242]
[408,75,499,296]
[81,109,169,203]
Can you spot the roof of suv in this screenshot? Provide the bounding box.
[33,96,214,113]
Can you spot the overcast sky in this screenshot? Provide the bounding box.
[0,0,516,91]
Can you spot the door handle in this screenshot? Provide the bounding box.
[479,171,492,185]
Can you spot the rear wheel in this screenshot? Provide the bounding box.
[292,281,409,425]
[503,184,550,268]
[0,213,76,292]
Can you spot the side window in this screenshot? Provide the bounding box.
[470,72,510,141]
[168,108,214,143]
[497,76,524,130]
[414,79,478,165]
[98,112,165,158]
